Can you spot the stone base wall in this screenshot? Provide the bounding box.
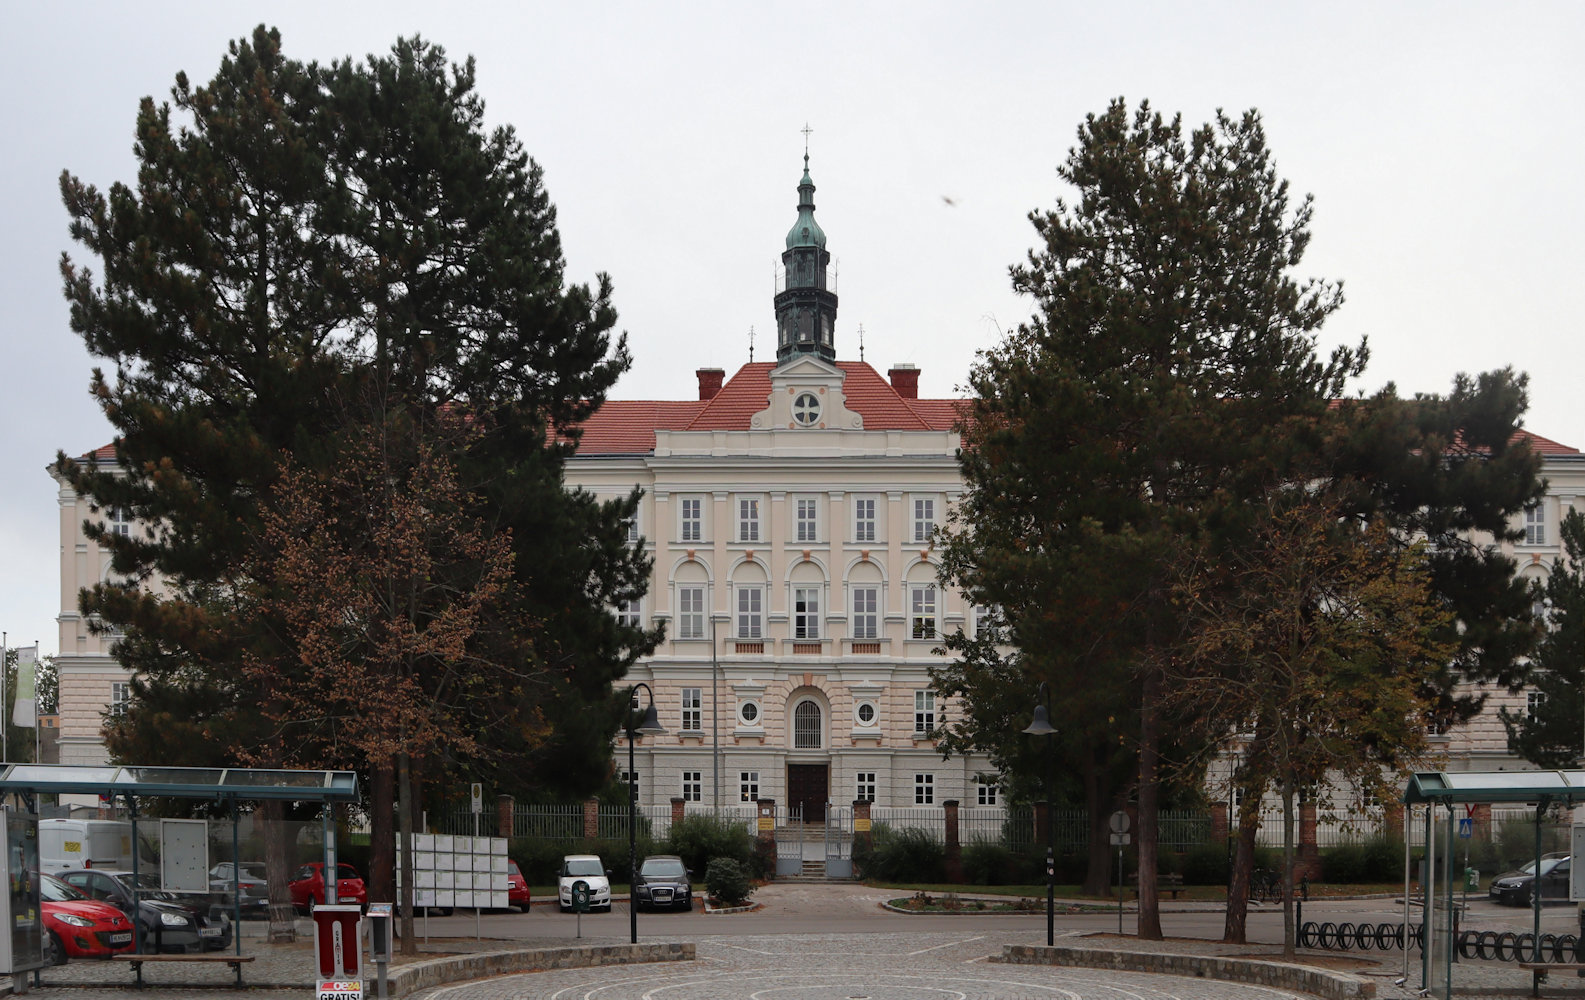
[996,944,1374,1000]
[387,942,694,997]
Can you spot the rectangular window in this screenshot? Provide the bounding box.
[681,770,702,802]
[973,605,1001,641]
[854,497,876,542]
[913,498,935,544]
[624,515,640,544]
[914,773,934,805]
[736,587,763,639]
[976,777,998,806]
[914,690,935,733]
[794,587,821,639]
[677,586,705,639]
[910,584,937,639]
[618,769,639,800]
[681,498,702,542]
[1526,504,1546,546]
[851,587,878,639]
[110,681,131,716]
[1528,689,1547,720]
[739,771,760,802]
[616,599,641,628]
[681,688,702,731]
[796,498,819,542]
[109,507,131,538]
[737,497,760,543]
[856,772,876,802]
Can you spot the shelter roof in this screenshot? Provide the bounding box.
[0,763,359,801]
[1402,769,1585,806]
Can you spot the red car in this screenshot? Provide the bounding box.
[507,860,530,912]
[40,873,136,964]
[288,862,367,912]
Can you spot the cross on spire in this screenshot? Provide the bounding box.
[801,122,812,163]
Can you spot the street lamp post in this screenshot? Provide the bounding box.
[1023,681,1058,947]
[625,682,666,944]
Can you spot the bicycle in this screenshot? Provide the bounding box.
[1249,867,1281,903]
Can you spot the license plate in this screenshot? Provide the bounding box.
[110,932,132,943]
[201,926,222,937]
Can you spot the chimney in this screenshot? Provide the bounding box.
[696,368,725,401]
[888,364,919,399]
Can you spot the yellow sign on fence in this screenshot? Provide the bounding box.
[854,819,871,832]
[758,817,774,831]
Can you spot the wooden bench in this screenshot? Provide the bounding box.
[1130,872,1186,899]
[1518,963,1585,998]
[110,953,255,989]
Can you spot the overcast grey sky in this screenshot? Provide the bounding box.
[3,1,1580,658]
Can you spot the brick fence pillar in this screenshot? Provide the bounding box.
[1210,802,1229,843]
[1298,799,1321,880]
[943,800,962,883]
[854,799,873,854]
[755,799,777,878]
[583,798,599,840]
[496,794,514,839]
[671,797,686,828]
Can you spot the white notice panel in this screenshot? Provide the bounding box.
[159,819,209,893]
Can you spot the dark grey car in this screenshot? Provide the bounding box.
[634,855,693,911]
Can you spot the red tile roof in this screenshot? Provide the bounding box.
[572,361,963,455]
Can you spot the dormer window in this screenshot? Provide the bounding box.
[792,393,821,427]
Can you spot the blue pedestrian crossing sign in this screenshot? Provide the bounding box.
[1457,817,1473,838]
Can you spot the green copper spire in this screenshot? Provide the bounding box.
[786,151,827,250]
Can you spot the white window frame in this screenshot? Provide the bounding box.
[677,586,705,639]
[1528,689,1547,719]
[852,587,878,639]
[796,497,819,542]
[912,497,935,544]
[976,776,998,805]
[624,514,640,544]
[855,772,876,802]
[681,770,702,802]
[854,497,876,543]
[618,769,639,799]
[680,497,703,543]
[739,701,761,726]
[108,507,132,538]
[736,586,763,639]
[914,773,934,805]
[794,587,821,639]
[681,687,702,731]
[914,690,935,733]
[739,771,760,802]
[910,584,937,640]
[109,681,131,716]
[854,700,877,727]
[1525,503,1546,546]
[737,497,760,543]
[616,598,642,629]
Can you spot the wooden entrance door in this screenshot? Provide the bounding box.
[787,764,828,823]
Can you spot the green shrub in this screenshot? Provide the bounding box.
[1322,834,1403,883]
[668,814,753,877]
[962,840,1015,885]
[1181,842,1230,885]
[860,826,945,883]
[705,858,754,905]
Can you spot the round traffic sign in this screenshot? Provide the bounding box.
[1109,810,1130,834]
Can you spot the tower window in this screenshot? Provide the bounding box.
[793,393,821,427]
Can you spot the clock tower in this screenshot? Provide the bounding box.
[774,151,838,364]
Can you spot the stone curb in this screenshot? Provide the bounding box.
[996,944,1375,1000]
[387,942,694,997]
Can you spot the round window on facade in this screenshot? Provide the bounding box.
[855,701,876,727]
[792,392,821,427]
[740,701,760,726]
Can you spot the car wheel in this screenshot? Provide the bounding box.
[45,930,67,966]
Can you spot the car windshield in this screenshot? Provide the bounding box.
[565,858,603,877]
[41,875,87,903]
[641,858,686,877]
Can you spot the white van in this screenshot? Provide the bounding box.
[39,818,136,873]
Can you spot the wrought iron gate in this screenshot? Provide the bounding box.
[825,804,853,878]
[776,804,804,877]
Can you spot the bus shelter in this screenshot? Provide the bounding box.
[0,763,358,956]
[1403,769,1585,998]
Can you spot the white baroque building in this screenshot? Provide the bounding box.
[47,155,1584,818]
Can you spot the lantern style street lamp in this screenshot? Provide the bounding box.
[625,682,665,944]
[1023,680,1057,946]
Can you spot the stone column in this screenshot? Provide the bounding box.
[943,800,962,883]
[496,794,514,839]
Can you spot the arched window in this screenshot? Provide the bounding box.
[793,700,822,749]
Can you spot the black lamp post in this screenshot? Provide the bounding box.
[1023,680,1057,947]
[625,682,665,944]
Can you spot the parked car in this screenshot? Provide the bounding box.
[1489,855,1572,906]
[633,855,693,912]
[40,873,136,964]
[507,860,531,912]
[208,861,269,919]
[557,854,611,912]
[289,862,367,912]
[58,868,231,953]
